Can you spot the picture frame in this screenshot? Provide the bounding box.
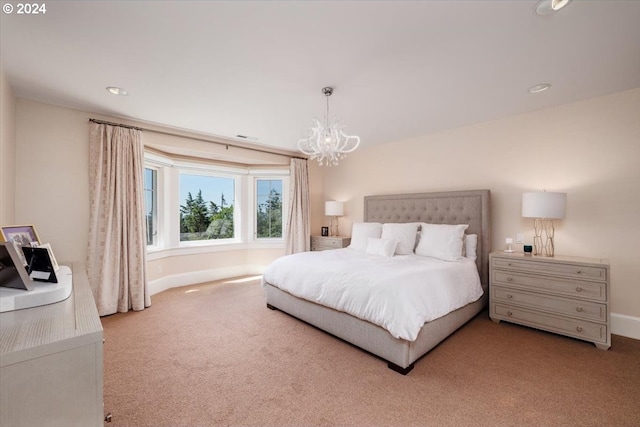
[21,246,58,283]
[0,242,34,291]
[0,225,41,266]
[0,224,41,246]
[321,226,329,237]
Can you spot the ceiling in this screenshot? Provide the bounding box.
[2,1,639,155]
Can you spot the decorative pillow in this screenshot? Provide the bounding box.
[464,234,478,262]
[381,223,420,255]
[415,223,469,261]
[365,237,398,258]
[348,222,383,252]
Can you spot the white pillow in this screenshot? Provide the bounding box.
[464,234,478,262]
[381,223,420,255]
[365,237,398,258]
[415,223,469,261]
[349,222,383,252]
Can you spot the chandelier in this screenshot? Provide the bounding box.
[297,87,360,166]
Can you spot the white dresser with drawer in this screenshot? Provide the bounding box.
[489,252,610,350]
[310,236,351,251]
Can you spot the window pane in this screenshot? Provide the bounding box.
[144,168,157,246]
[179,174,235,241]
[256,179,283,238]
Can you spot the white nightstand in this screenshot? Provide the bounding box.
[310,236,351,251]
[489,251,610,350]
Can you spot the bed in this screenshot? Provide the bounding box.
[263,189,491,374]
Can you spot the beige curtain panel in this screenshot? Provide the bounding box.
[87,122,150,316]
[285,158,310,254]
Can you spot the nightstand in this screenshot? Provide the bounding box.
[489,251,610,350]
[310,236,351,251]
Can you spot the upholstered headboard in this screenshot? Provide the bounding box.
[363,190,491,288]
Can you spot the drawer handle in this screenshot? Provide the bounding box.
[576,307,583,312]
[507,311,513,317]
[507,294,513,299]
[577,270,583,274]
[576,286,583,292]
[576,326,583,333]
[507,277,513,282]
[507,262,512,266]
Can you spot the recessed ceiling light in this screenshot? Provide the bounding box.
[535,0,572,15]
[106,86,128,96]
[528,83,552,94]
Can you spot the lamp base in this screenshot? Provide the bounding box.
[533,218,556,257]
[329,216,339,237]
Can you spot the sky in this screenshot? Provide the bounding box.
[180,174,235,207]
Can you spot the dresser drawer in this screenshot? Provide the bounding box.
[492,286,607,322]
[492,304,608,344]
[492,257,606,281]
[310,236,350,251]
[492,270,606,301]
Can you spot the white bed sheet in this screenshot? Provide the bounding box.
[262,248,483,341]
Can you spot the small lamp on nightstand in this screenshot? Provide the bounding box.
[325,201,344,237]
[522,191,566,257]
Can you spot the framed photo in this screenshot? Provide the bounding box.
[321,226,329,237]
[0,242,34,291]
[1,225,41,246]
[0,225,41,266]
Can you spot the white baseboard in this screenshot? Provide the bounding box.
[148,264,267,296]
[611,313,640,340]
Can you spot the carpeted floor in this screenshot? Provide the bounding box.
[101,277,640,426]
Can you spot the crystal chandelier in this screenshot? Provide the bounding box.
[297,87,360,166]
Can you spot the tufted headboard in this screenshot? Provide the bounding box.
[364,190,491,288]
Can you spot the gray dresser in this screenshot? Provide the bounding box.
[310,236,351,251]
[490,252,610,350]
[0,263,104,426]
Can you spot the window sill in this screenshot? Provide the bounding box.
[146,241,284,261]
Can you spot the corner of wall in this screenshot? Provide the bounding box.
[0,68,17,225]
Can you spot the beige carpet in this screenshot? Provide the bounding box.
[102,277,640,426]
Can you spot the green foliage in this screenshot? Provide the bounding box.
[180,191,234,241]
[257,188,282,238]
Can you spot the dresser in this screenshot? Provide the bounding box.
[0,263,104,426]
[489,252,610,350]
[310,236,351,251]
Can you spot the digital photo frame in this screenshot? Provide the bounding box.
[22,247,58,283]
[0,242,34,291]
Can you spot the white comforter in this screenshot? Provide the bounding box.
[261,248,484,341]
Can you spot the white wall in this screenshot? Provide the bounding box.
[13,99,286,294]
[0,68,16,226]
[316,88,640,335]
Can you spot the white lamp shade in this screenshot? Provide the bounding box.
[522,192,567,219]
[325,201,344,216]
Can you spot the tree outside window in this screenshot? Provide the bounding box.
[179,174,235,241]
[256,179,283,238]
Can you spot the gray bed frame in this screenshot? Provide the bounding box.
[265,189,491,374]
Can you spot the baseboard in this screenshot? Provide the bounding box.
[611,313,640,340]
[148,264,267,296]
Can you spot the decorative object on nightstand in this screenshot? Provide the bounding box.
[310,235,351,251]
[325,201,344,237]
[489,251,610,350]
[522,191,566,257]
[504,237,514,253]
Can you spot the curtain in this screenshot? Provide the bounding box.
[285,158,310,254]
[87,122,150,316]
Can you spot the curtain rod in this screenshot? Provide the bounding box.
[88,118,306,160]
